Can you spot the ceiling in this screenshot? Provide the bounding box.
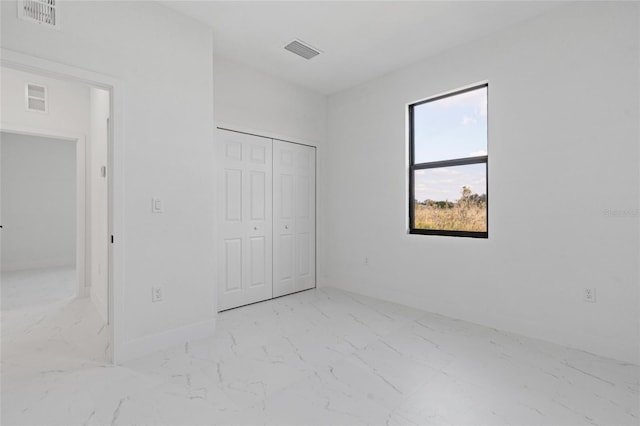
[162,1,566,95]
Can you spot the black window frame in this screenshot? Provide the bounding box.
[408,83,489,239]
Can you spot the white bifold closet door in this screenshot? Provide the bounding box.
[273,140,316,298]
[218,130,273,311]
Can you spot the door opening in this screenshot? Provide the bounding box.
[0,63,113,366]
[1,131,81,303]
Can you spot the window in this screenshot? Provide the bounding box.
[409,84,488,238]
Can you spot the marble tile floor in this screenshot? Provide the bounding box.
[1,266,77,311]
[1,280,638,426]
[1,267,110,393]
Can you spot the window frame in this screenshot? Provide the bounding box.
[408,83,489,238]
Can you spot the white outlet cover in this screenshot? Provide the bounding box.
[152,198,164,213]
[584,288,596,303]
[152,286,163,302]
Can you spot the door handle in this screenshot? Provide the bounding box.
[253,226,258,231]
[285,225,289,230]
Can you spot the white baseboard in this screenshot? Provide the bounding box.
[113,317,217,364]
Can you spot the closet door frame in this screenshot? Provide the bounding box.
[216,127,317,311]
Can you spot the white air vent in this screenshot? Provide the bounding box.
[25,83,48,113]
[284,39,321,60]
[18,0,58,28]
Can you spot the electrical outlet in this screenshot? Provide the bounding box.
[583,288,596,303]
[364,256,369,266]
[152,286,163,303]
[152,198,164,213]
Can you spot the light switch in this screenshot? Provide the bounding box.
[152,198,164,213]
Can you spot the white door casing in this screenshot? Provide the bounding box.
[217,130,273,311]
[273,140,316,297]
[1,48,122,362]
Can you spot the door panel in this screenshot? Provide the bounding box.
[297,232,310,276]
[250,171,266,220]
[279,174,293,219]
[297,175,310,218]
[223,238,242,292]
[225,169,242,222]
[249,236,266,288]
[251,145,267,164]
[280,149,293,167]
[217,129,272,311]
[278,234,294,281]
[273,140,316,297]
[225,141,242,161]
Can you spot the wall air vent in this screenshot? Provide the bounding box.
[284,39,321,60]
[18,0,59,28]
[25,83,48,113]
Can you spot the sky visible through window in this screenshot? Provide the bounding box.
[413,87,487,202]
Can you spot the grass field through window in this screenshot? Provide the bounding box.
[414,186,486,232]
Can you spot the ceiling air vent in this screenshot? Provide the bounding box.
[25,83,48,113]
[18,0,59,28]
[284,39,321,60]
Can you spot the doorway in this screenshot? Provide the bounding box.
[1,132,80,306]
[0,65,112,368]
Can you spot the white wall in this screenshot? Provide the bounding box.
[325,2,639,364]
[0,66,90,135]
[1,132,76,271]
[89,87,109,321]
[213,55,326,144]
[1,1,216,361]
[212,55,329,285]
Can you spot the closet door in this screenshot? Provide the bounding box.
[273,140,316,297]
[217,130,273,311]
